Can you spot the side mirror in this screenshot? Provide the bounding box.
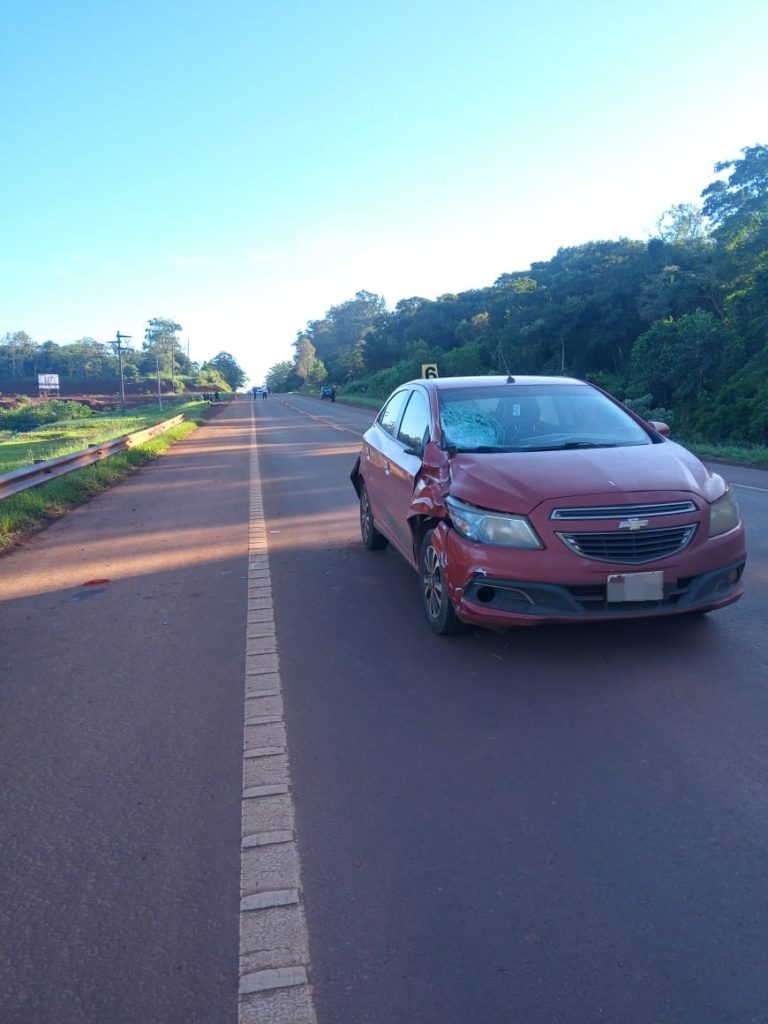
[649,420,671,437]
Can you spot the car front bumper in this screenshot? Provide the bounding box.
[435,522,746,628]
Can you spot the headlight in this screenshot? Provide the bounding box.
[446,496,542,549]
[708,486,740,537]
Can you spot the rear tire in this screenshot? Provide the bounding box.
[419,528,465,635]
[359,483,388,551]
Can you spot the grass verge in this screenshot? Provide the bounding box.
[683,440,768,469]
[0,420,197,550]
[336,393,386,410]
[0,399,211,474]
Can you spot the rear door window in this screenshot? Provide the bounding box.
[378,390,410,437]
[397,391,431,449]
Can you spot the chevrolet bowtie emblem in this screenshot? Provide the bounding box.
[618,518,650,530]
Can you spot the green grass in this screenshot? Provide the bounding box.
[0,398,210,474]
[336,392,386,410]
[683,440,768,468]
[0,415,201,549]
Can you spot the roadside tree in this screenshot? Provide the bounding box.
[143,318,183,377]
[205,351,246,390]
[265,361,297,392]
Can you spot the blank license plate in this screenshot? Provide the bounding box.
[606,571,664,603]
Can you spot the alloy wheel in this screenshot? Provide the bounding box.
[422,542,444,620]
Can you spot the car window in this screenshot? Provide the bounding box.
[438,385,651,450]
[440,400,501,447]
[378,389,410,437]
[397,391,431,449]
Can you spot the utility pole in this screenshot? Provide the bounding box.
[156,354,163,409]
[113,331,132,412]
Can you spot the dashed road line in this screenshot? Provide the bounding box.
[238,402,317,1024]
[280,397,364,437]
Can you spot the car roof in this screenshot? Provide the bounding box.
[401,374,588,391]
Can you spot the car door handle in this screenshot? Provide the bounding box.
[384,459,391,475]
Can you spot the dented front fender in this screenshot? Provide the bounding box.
[407,441,451,519]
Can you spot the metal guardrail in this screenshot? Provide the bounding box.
[0,415,185,502]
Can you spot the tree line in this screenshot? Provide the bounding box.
[0,318,246,394]
[267,144,768,445]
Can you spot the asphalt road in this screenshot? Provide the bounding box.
[264,394,768,1024]
[1,394,767,1024]
[0,403,250,1023]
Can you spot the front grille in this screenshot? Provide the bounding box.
[550,501,697,521]
[557,525,697,564]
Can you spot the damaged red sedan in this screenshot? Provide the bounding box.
[350,376,746,634]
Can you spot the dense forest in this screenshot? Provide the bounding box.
[0,318,246,395]
[268,145,768,445]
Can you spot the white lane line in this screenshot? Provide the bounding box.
[241,966,309,996]
[243,830,294,849]
[733,482,768,493]
[244,784,290,798]
[238,403,317,1024]
[280,397,364,437]
[241,889,299,911]
[244,746,286,759]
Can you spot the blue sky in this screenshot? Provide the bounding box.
[2,0,767,386]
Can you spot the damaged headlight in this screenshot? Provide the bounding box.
[708,485,740,538]
[446,495,543,549]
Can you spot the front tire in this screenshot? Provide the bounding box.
[419,528,465,635]
[360,483,388,551]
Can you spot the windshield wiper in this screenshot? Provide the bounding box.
[447,444,520,453]
[446,441,621,454]
[524,440,619,452]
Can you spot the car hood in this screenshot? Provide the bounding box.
[447,441,726,514]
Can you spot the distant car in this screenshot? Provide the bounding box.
[350,375,746,634]
[320,385,336,401]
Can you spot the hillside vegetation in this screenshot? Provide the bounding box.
[268,145,768,447]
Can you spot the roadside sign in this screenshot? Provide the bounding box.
[38,374,59,389]
[421,364,438,379]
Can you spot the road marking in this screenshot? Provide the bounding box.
[244,784,290,798]
[241,889,299,911]
[243,831,294,848]
[281,397,364,437]
[244,746,286,759]
[238,404,317,1024]
[241,966,309,996]
[733,482,768,493]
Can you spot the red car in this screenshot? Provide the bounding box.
[350,376,746,634]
